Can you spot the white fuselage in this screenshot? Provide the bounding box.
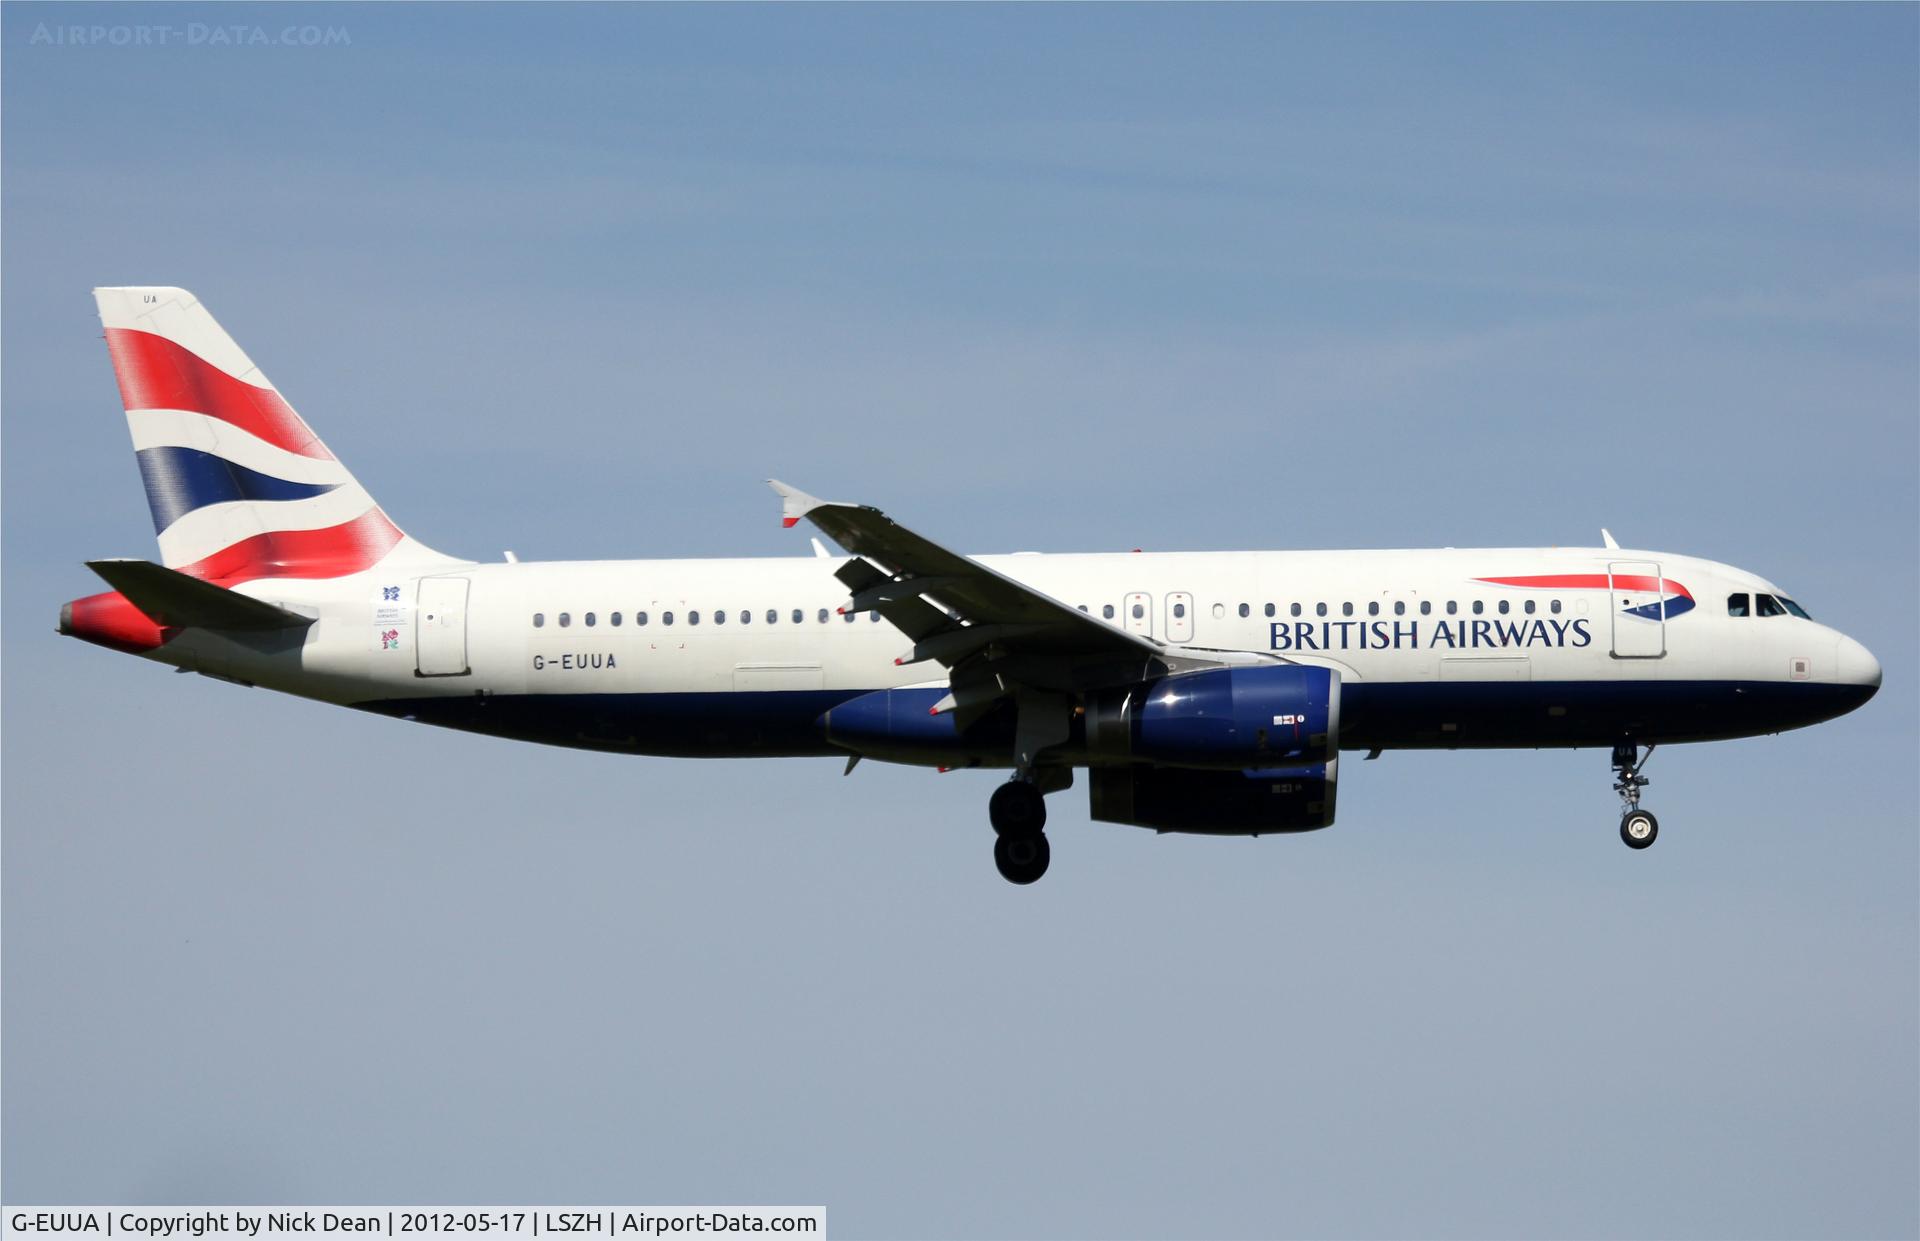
[134,544,1880,761]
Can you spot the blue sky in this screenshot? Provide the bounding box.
[4,5,1915,1236]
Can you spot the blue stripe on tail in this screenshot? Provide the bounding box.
[134,446,341,534]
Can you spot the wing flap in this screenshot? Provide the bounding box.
[770,480,1165,696]
[771,481,1158,654]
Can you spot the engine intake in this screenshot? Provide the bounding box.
[1086,664,1339,769]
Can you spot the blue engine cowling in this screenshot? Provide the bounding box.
[1085,664,1339,769]
[1090,760,1338,835]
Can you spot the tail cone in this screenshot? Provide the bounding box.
[59,590,170,654]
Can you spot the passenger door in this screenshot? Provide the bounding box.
[416,577,471,676]
[1609,560,1666,659]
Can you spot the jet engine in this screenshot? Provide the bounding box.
[1084,664,1339,769]
[1089,760,1338,835]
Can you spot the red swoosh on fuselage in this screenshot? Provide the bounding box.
[1474,573,1692,600]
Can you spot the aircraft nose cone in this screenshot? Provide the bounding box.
[1837,635,1881,693]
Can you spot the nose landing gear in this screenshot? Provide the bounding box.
[1613,742,1658,850]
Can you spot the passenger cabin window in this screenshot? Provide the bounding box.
[533,613,545,628]
[792,609,803,624]
[1132,603,1145,620]
[662,612,674,626]
[1102,604,1116,619]
[1446,601,1458,615]
[1341,602,1354,617]
[1172,602,1187,619]
[559,612,571,628]
[637,611,649,626]
[768,609,779,624]
[1471,601,1484,615]
[1727,593,1750,617]
[714,610,726,625]
[817,608,829,623]
[1238,603,1250,619]
[1291,603,1302,617]
[1395,601,1407,616]
[1264,603,1275,618]
[611,612,622,627]
[1497,600,1510,615]
[1755,594,1786,618]
[1523,600,1535,615]
[1419,601,1431,615]
[1550,600,1562,615]
[585,612,596,627]
[1316,603,1328,617]
[843,610,856,623]
[689,611,701,626]
[1367,602,1379,617]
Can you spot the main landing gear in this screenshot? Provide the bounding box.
[989,779,1050,884]
[1612,742,1659,850]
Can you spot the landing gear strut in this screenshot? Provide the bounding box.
[1612,742,1659,850]
[989,779,1050,884]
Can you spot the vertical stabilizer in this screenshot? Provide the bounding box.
[93,287,460,584]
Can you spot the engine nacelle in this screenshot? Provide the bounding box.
[1090,760,1338,835]
[1085,664,1339,770]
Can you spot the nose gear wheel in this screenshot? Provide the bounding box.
[1612,743,1658,850]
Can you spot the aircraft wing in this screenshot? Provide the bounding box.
[769,480,1169,712]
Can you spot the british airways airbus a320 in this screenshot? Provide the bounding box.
[61,288,1881,883]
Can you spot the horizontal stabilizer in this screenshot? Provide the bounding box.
[85,559,313,631]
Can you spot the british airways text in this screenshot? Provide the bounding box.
[1268,618,1592,653]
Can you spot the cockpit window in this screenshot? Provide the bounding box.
[1780,597,1811,619]
[1727,593,1749,617]
[1755,594,1786,618]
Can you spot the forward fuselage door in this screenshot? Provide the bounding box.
[416,576,471,676]
[1124,592,1153,638]
[1608,560,1666,659]
[1165,592,1194,643]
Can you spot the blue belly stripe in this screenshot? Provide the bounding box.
[350,680,1877,760]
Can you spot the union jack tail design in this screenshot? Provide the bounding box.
[94,286,458,587]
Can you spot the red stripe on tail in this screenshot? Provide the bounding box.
[104,328,334,460]
[176,510,404,586]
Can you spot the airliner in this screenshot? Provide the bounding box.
[60,288,1882,883]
